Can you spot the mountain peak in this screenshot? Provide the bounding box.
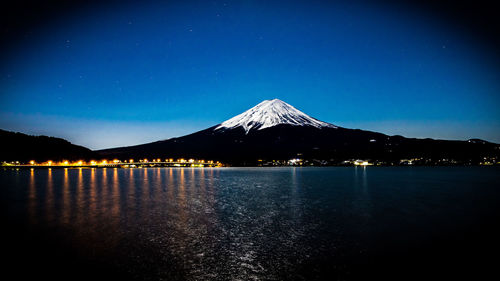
[214,99,337,133]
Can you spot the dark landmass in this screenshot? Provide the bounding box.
[2,125,498,166]
[0,129,96,162]
[98,124,500,166]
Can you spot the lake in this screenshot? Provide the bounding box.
[1,167,499,280]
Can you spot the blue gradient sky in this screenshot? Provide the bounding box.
[1,0,499,149]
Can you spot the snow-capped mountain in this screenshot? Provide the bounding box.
[215,99,337,133]
[98,100,499,165]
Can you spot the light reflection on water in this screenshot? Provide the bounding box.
[62,168,70,225]
[28,168,36,224]
[7,167,500,280]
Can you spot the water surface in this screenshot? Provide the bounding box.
[2,167,499,280]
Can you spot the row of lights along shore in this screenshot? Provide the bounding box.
[10,158,221,167]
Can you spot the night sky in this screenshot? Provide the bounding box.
[1,0,499,149]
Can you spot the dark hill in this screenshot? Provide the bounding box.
[0,129,96,162]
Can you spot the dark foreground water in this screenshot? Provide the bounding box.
[1,167,500,280]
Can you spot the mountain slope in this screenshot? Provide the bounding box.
[0,129,96,162]
[98,99,499,165]
[215,99,337,133]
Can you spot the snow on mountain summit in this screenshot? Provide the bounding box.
[215,99,337,133]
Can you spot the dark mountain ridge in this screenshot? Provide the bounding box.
[0,129,96,162]
[3,99,498,165]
